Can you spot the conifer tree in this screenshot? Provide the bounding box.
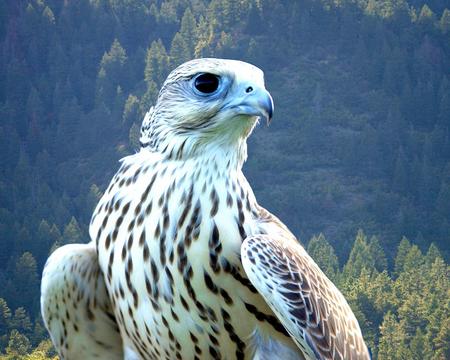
[170,32,190,68]
[62,217,83,244]
[394,237,411,276]
[344,230,373,277]
[368,236,387,272]
[144,40,169,87]
[307,234,339,281]
[0,298,11,334]
[96,39,128,107]
[440,9,450,34]
[12,253,39,312]
[6,329,31,357]
[9,308,32,337]
[179,8,197,58]
[378,311,409,360]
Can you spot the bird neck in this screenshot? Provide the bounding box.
[156,133,248,171]
[142,123,251,172]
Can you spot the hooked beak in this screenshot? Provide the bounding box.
[228,87,274,125]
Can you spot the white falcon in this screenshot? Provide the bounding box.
[41,58,370,360]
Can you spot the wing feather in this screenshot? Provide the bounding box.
[41,242,123,359]
[241,234,370,360]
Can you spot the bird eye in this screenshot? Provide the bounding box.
[194,73,220,94]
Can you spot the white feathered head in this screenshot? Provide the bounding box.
[140,58,273,162]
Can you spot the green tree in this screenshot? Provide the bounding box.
[9,308,32,337]
[343,230,376,277]
[394,237,411,276]
[12,254,39,311]
[418,4,436,26]
[440,9,450,34]
[368,236,387,272]
[433,317,450,360]
[129,122,140,150]
[96,39,128,106]
[24,339,57,359]
[48,224,62,250]
[63,217,83,244]
[170,32,190,68]
[409,328,432,360]
[5,329,31,358]
[30,319,47,348]
[307,234,339,281]
[179,8,197,58]
[122,94,140,126]
[144,40,169,87]
[0,298,11,333]
[402,244,424,273]
[86,184,102,214]
[425,243,442,265]
[378,312,409,360]
[35,220,52,262]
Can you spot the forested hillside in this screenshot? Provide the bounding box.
[0,0,449,358]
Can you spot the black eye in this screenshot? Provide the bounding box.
[194,73,220,94]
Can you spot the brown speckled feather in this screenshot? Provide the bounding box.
[41,243,123,359]
[242,230,370,360]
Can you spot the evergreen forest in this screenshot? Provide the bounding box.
[0,0,449,358]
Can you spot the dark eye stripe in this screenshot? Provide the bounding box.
[194,73,220,94]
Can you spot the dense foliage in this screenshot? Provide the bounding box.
[0,0,448,358]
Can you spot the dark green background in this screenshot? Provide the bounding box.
[0,0,448,358]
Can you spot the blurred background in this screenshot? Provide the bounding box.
[0,0,448,358]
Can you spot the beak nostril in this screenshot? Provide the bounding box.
[245,86,253,93]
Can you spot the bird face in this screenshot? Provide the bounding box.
[154,58,273,142]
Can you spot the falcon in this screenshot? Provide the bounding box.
[41,58,370,359]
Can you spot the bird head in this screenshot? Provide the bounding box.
[140,58,273,164]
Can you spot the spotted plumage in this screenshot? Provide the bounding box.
[41,58,370,359]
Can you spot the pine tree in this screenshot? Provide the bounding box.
[122,94,139,126]
[29,220,53,265]
[30,319,46,348]
[0,298,11,333]
[179,8,197,58]
[24,339,58,359]
[433,316,450,360]
[194,16,214,57]
[86,184,102,214]
[96,39,128,107]
[425,243,442,265]
[10,308,32,336]
[402,244,424,273]
[62,217,83,244]
[368,270,395,317]
[409,328,432,360]
[307,234,339,281]
[378,312,409,360]
[440,9,450,34]
[418,4,436,25]
[144,40,169,87]
[48,224,62,250]
[170,32,190,68]
[6,329,31,357]
[12,253,39,311]
[343,230,373,277]
[394,237,411,276]
[368,236,387,272]
[129,122,140,150]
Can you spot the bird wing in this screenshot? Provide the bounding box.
[41,242,123,360]
[241,233,370,360]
